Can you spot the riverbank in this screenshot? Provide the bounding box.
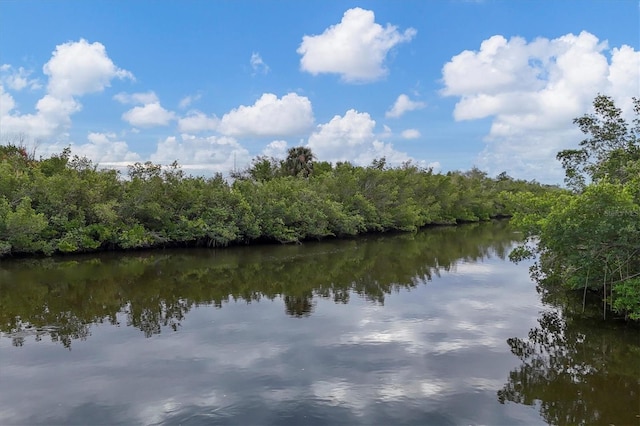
[0,145,560,259]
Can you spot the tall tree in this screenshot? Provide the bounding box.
[556,95,639,191]
[284,146,314,177]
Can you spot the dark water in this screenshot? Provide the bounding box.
[0,222,638,425]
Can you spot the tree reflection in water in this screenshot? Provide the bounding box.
[1,222,516,348]
[284,295,315,317]
[499,308,640,426]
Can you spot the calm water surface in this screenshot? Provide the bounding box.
[1,222,638,425]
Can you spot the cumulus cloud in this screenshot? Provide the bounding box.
[35,94,81,126]
[44,39,133,98]
[262,140,288,158]
[308,109,376,154]
[441,31,640,181]
[250,53,270,75]
[608,45,640,113]
[1,39,131,141]
[307,109,411,165]
[297,8,416,83]
[122,102,176,128]
[72,132,140,164]
[386,94,426,118]
[218,93,314,137]
[116,91,176,128]
[401,129,421,139]
[177,111,219,133]
[150,134,250,174]
[0,90,80,138]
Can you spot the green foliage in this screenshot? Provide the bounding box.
[557,95,639,191]
[284,146,314,177]
[0,197,11,256]
[0,141,553,258]
[612,278,640,320]
[39,147,71,176]
[230,155,283,182]
[118,224,155,249]
[2,197,49,254]
[510,95,640,320]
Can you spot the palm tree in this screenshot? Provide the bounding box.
[284,146,314,177]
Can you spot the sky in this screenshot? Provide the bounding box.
[0,0,638,183]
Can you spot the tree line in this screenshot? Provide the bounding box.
[0,142,555,259]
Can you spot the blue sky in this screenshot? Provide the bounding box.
[1,0,638,182]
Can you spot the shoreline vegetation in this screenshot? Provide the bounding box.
[0,143,557,260]
[509,95,640,321]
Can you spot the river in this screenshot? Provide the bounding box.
[0,221,638,425]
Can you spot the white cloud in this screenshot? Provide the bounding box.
[0,85,16,116]
[401,129,421,139]
[177,111,219,133]
[442,35,546,98]
[116,93,175,130]
[608,45,640,113]
[71,132,140,164]
[307,109,411,165]
[262,140,288,158]
[1,39,131,142]
[297,8,416,83]
[386,94,426,118]
[35,94,81,125]
[113,91,158,104]
[441,31,640,182]
[0,91,80,138]
[0,65,40,91]
[250,52,270,75]
[218,93,314,137]
[44,39,133,98]
[122,102,176,128]
[308,109,376,156]
[150,134,250,174]
[362,140,413,165]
